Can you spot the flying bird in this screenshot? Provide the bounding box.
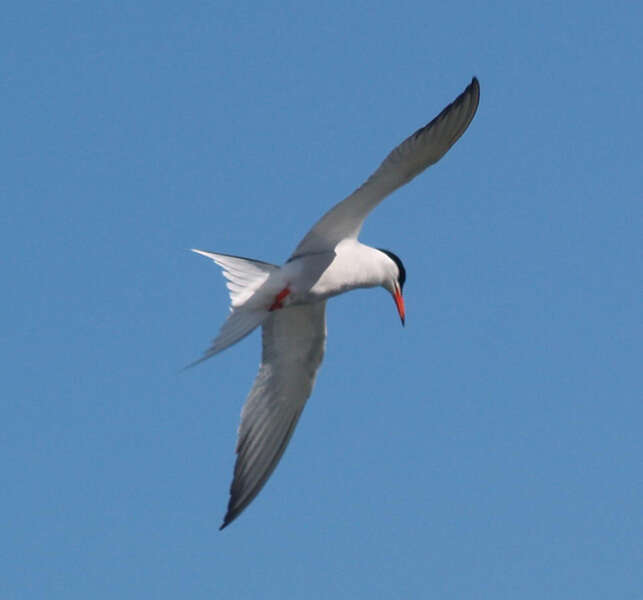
[191,77,480,529]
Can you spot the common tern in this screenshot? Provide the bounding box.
[191,77,480,529]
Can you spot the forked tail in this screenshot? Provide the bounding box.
[187,250,280,367]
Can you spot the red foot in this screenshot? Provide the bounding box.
[268,287,291,311]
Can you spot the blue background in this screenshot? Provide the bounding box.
[3,2,641,598]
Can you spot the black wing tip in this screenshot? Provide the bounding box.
[220,503,246,529]
[413,75,480,143]
[219,487,245,530]
[435,75,481,139]
[468,76,480,101]
[452,76,480,111]
[461,75,480,107]
[219,507,237,530]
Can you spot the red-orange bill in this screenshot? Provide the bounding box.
[394,288,405,326]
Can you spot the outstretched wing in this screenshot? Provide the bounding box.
[220,301,327,529]
[292,77,480,257]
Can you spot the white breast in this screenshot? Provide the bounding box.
[288,240,390,305]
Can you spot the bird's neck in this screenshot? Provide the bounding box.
[331,240,391,290]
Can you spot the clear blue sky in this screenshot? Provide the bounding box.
[3,2,641,598]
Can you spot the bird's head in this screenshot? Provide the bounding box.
[378,249,406,326]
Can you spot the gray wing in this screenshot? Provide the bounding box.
[220,301,327,529]
[292,77,480,257]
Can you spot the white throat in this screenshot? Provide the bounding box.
[288,240,395,304]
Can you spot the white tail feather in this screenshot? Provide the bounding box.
[186,309,269,367]
[191,249,279,308]
[188,250,281,366]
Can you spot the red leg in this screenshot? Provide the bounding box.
[268,287,291,311]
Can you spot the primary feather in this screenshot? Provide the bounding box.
[292,77,479,256]
[220,302,327,529]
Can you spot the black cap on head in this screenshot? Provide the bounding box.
[378,249,406,290]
